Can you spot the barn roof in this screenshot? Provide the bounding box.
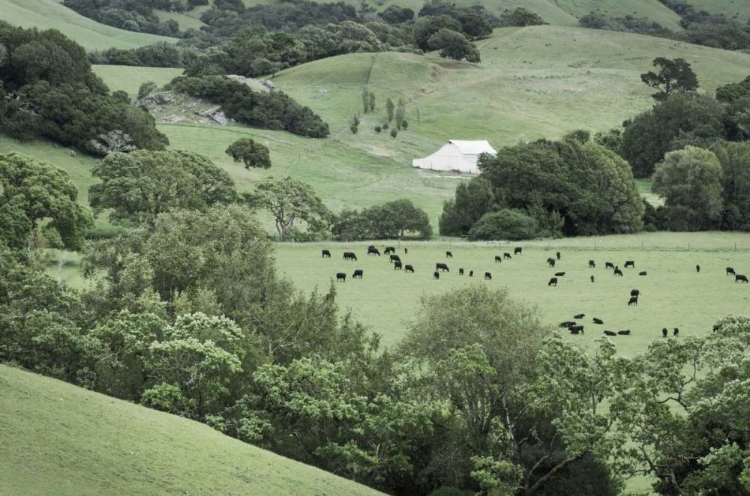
[448,140,496,155]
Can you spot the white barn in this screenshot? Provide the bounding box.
[412,140,496,174]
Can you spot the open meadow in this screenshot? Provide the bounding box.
[274,233,750,354]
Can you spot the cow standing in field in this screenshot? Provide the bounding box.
[589,260,596,268]
[344,252,357,261]
[405,264,414,273]
[495,256,502,263]
[662,328,668,338]
[484,272,492,280]
[624,260,635,268]
[548,277,558,286]
[394,261,403,270]
[628,296,638,306]
[384,247,395,254]
[614,268,623,276]
[336,272,346,282]
[696,265,700,273]
[436,263,449,272]
[556,251,561,260]
[459,268,464,275]
[390,254,401,264]
[674,327,680,337]
[352,269,363,279]
[446,251,453,258]
[547,258,556,267]
[404,248,408,254]
[591,275,595,283]
[469,270,474,277]
[433,271,440,280]
[736,274,749,283]
[367,246,381,256]
[514,247,523,255]
[504,253,512,259]
[605,262,615,269]
[631,289,641,298]
[322,249,331,258]
[727,267,736,276]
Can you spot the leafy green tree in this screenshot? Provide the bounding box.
[89,149,237,226]
[620,94,725,177]
[225,138,271,169]
[369,90,375,112]
[712,141,750,230]
[0,152,93,251]
[137,81,158,100]
[439,177,495,236]
[332,199,432,240]
[457,11,493,38]
[467,209,538,240]
[395,98,406,129]
[427,28,480,62]
[641,57,699,101]
[379,5,414,24]
[361,86,370,113]
[652,146,724,231]
[499,7,547,27]
[413,15,463,51]
[386,97,395,123]
[246,176,331,239]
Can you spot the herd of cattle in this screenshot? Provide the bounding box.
[322,244,748,339]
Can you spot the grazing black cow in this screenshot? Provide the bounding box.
[628,296,638,306]
[404,247,408,254]
[367,246,381,256]
[548,277,558,286]
[727,267,736,276]
[322,249,331,258]
[394,261,402,270]
[484,272,492,280]
[559,321,576,328]
[589,260,596,268]
[574,313,585,319]
[343,251,357,261]
[639,271,647,276]
[469,270,474,277]
[514,247,523,255]
[591,275,595,283]
[555,271,566,277]
[504,253,512,259]
[696,264,700,273]
[605,262,615,269]
[618,330,631,336]
[433,271,440,280]
[556,251,561,260]
[495,256,502,263]
[604,330,617,336]
[673,327,680,337]
[436,263,449,272]
[662,328,668,338]
[390,254,401,263]
[570,324,584,334]
[614,268,623,276]
[459,268,464,275]
[384,246,395,254]
[353,269,363,279]
[446,251,453,258]
[336,272,346,282]
[624,260,635,268]
[405,264,414,273]
[593,318,604,325]
[630,289,641,297]
[736,274,749,283]
[547,258,556,267]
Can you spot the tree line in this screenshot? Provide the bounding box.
[3,150,750,493]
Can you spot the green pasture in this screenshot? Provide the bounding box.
[0,0,177,50]
[689,0,750,20]
[93,66,184,98]
[0,364,382,496]
[154,9,206,30]
[274,233,750,354]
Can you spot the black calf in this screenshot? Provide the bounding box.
[322,249,331,258]
[433,271,440,280]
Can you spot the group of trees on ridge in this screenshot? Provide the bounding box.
[3,147,750,493]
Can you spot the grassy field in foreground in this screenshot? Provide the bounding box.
[0,0,177,50]
[0,364,382,496]
[274,233,750,354]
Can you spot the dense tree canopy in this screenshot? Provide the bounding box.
[620,94,725,177]
[640,57,699,101]
[442,138,644,237]
[332,199,433,240]
[89,150,237,226]
[0,152,93,251]
[225,138,272,169]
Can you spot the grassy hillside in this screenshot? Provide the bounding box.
[689,0,750,20]
[93,65,184,98]
[0,0,177,50]
[0,364,383,496]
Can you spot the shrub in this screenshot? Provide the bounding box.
[468,209,539,240]
[374,125,382,133]
[390,128,398,138]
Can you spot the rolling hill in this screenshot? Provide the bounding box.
[0,0,177,50]
[0,364,383,496]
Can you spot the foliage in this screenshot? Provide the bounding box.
[499,8,547,27]
[168,76,329,138]
[641,57,699,101]
[457,140,644,237]
[91,42,184,68]
[245,176,332,240]
[225,138,271,169]
[620,94,725,178]
[413,15,463,51]
[386,97,395,123]
[89,149,237,226]
[578,13,673,37]
[0,152,93,251]
[427,28,480,63]
[439,177,495,236]
[137,81,158,100]
[332,199,432,240]
[0,22,167,154]
[467,209,538,241]
[380,5,414,24]
[712,141,750,231]
[652,146,724,231]
[62,0,182,37]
